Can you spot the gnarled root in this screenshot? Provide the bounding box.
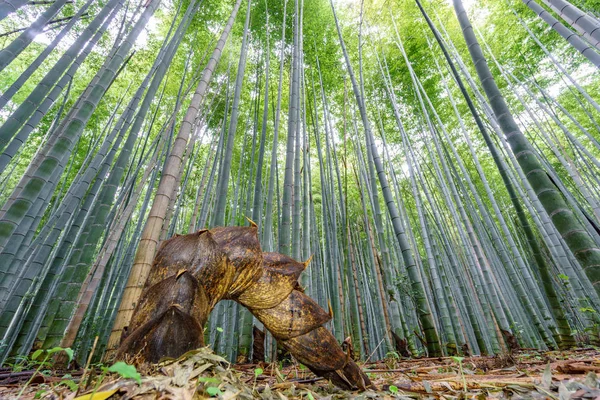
[117,226,372,390]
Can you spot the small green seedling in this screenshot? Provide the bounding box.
[5,355,30,373]
[385,351,401,369]
[253,367,263,391]
[198,377,222,397]
[298,363,307,379]
[206,386,221,397]
[198,376,221,397]
[58,374,79,391]
[88,361,141,400]
[107,362,142,384]
[17,347,73,399]
[389,384,399,394]
[451,356,467,392]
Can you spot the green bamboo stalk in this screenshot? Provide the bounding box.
[453,0,600,297]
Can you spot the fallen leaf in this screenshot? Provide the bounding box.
[74,389,118,400]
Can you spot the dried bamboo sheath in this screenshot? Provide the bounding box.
[116,226,371,391]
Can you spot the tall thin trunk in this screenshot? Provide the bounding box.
[329,0,441,356]
[522,0,600,68]
[252,2,270,226]
[0,0,69,71]
[541,0,600,50]
[0,0,29,21]
[0,0,155,252]
[0,0,123,147]
[59,131,166,350]
[279,0,300,255]
[213,0,251,227]
[263,0,287,250]
[106,0,244,358]
[453,0,600,297]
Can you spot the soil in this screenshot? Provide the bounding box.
[1,347,599,399]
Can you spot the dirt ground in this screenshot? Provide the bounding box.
[1,347,599,399]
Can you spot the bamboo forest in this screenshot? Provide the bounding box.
[1,0,600,397]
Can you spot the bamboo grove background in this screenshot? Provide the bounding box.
[0,0,600,366]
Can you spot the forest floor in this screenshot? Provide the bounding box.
[1,347,599,399]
